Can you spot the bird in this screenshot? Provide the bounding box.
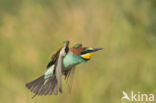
[25,41,103,97]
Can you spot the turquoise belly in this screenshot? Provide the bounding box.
[63,52,86,69]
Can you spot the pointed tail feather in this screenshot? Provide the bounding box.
[25,75,58,97]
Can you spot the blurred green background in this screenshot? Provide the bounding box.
[0,0,156,103]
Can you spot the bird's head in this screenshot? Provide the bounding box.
[70,43,103,60]
[80,47,103,60]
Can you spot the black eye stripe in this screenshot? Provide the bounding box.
[81,50,92,55]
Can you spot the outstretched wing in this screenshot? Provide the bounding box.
[54,41,70,93]
[46,47,62,69]
[46,47,64,92]
[54,49,64,93]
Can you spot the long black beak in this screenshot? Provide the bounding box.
[92,48,103,52]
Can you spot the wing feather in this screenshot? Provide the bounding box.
[55,48,65,93]
[64,66,76,93]
[47,47,61,69]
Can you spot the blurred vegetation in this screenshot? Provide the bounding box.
[0,0,156,103]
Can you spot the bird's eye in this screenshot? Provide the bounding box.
[81,50,92,55]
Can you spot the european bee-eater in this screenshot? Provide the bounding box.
[26,41,102,97]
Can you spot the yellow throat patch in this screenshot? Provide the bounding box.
[81,53,94,59]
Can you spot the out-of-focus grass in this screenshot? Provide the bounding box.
[0,0,156,103]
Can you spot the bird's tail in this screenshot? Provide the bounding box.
[25,75,58,98]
